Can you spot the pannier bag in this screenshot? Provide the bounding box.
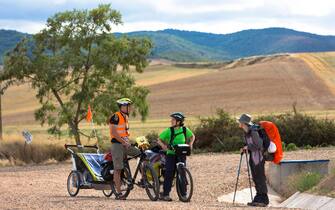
[174,144,191,156]
[101,162,114,181]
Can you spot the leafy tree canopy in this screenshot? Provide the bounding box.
[0,4,153,145]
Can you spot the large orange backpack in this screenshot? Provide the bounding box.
[259,121,283,164]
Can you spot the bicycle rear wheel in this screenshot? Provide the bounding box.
[142,163,160,201]
[176,167,193,202]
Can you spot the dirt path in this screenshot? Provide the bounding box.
[0,148,334,209]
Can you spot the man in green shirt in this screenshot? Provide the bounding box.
[157,112,195,201]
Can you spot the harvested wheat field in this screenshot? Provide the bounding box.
[3,52,335,125]
[148,54,335,118]
[0,148,334,209]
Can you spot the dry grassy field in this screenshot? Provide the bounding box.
[292,52,335,94]
[147,53,335,118]
[1,64,214,125]
[0,148,334,209]
[2,52,335,133]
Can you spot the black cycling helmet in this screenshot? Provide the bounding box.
[170,112,185,122]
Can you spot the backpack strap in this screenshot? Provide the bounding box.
[169,126,188,147]
[169,127,175,148]
[182,126,187,143]
[257,124,270,149]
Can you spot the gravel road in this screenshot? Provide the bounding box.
[0,148,334,209]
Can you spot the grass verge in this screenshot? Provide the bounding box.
[284,172,324,197]
[0,135,69,166]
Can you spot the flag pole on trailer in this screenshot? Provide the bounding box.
[86,105,100,152]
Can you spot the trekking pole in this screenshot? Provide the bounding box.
[233,152,243,204]
[245,151,253,202]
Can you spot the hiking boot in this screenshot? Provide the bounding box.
[137,179,146,188]
[247,193,269,207]
[115,192,127,200]
[159,193,172,202]
[256,193,269,205]
[247,201,268,207]
[161,196,172,202]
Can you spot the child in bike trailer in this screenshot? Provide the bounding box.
[157,112,195,201]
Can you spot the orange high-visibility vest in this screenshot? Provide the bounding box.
[259,121,283,164]
[110,111,130,141]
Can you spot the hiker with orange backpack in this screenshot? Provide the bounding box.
[237,113,283,207]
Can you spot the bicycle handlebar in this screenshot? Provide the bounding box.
[64,144,98,149]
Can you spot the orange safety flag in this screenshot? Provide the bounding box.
[86,105,93,123]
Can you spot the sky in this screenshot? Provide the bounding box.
[0,0,334,35]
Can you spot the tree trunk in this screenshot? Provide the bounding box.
[74,131,81,146]
[51,88,82,145]
[69,121,81,146]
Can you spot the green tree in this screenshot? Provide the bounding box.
[0,4,152,145]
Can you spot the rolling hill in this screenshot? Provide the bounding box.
[1,27,335,63]
[0,30,31,64]
[2,52,335,125]
[154,28,335,59]
[147,53,335,118]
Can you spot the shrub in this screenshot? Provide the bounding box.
[284,172,323,197]
[0,139,69,165]
[303,145,313,150]
[256,113,335,147]
[193,109,335,152]
[295,172,323,191]
[286,143,298,151]
[193,109,243,152]
[145,131,159,144]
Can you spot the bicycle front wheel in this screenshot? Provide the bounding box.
[142,163,160,201]
[102,182,113,197]
[176,167,193,202]
[111,167,132,199]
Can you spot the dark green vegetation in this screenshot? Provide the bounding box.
[2,27,335,63]
[0,30,31,64]
[193,109,335,153]
[149,28,335,61]
[285,172,324,197]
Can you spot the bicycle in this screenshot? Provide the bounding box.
[157,144,194,202]
[111,145,160,201]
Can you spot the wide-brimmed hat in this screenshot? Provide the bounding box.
[237,113,253,126]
